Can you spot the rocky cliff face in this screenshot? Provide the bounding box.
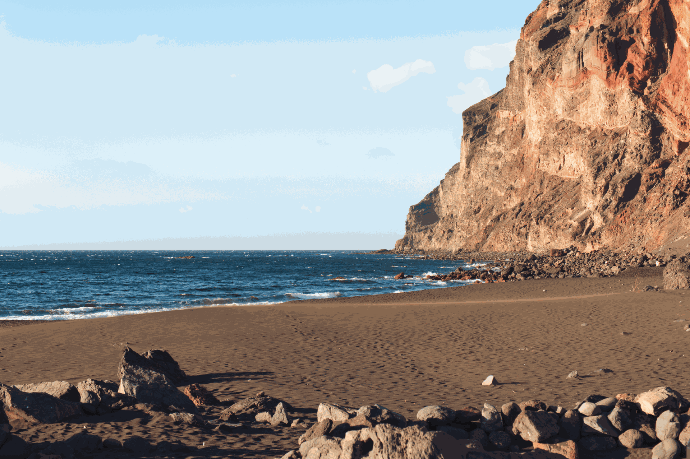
[396,0,690,253]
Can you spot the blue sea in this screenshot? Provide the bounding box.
[0,251,482,321]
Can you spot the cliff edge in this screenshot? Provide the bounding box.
[395,0,690,253]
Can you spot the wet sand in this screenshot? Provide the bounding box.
[1,268,687,458]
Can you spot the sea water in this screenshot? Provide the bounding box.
[0,251,482,321]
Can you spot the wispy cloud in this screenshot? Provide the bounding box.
[179,205,193,213]
[367,59,435,93]
[367,147,394,158]
[465,40,517,71]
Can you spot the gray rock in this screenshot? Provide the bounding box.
[0,383,83,423]
[470,428,490,448]
[169,412,204,426]
[618,429,644,448]
[77,379,133,414]
[0,435,29,459]
[594,397,617,411]
[678,424,690,449]
[480,403,503,432]
[0,423,9,449]
[271,402,290,426]
[482,375,498,386]
[608,406,633,432]
[560,409,581,441]
[657,410,682,441]
[488,430,511,450]
[340,424,450,459]
[579,435,617,451]
[117,364,197,414]
[123,435,153,454]
[102,438,122,449]
[501,402,521,427]
[636,387,689,416]
[220,393,290,421]
[14,381,80,403]
[317,403,356,423]
[436,425,468,440]
[664,260,690,290]
[416,405,455,426]
[653,438,682,459]
[577,402,601,416]
[39,441,75,459]
[582,415,620,437]
[299,436,340,458]
[304,436,342,459]
[300,420,333,445]
[355,404,406,428]
[280,451,299,459]
[567,370,579,379]
[255,411,272,423]
[513,410,559,443]
[65,431,102,453]
[117,346,187,385]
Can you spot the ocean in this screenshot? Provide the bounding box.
[0,250,482,321]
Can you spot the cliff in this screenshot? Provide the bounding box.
[395,0,690,253]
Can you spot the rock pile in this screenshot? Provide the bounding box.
[279,386,690,459]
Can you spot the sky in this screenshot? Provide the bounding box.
[0,0,538,249]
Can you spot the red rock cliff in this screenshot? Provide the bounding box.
[396,0,690,253]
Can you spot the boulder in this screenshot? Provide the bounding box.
[14,381,80,403]
[219,393,289,421]
[355,404,407,428]
[183,384,219,406]
[117,347,187,386]
[652,438,682,459]
[469,428,490,449]
[317,403,356,423]
[299,436,341,459]
[271,402,290,426]
[300,420,334,445]
[678,424,690,449]
[636,387,688,416]
[594,397,617,411]
[577,402,601,417]
[582,415,619,437]
[77,379,133,414]
[579,435,617,452]
[102,438,122,449]
[533,440,578,459]
[480,403,503,432]
[0,384,82,423]
[117,365,197,414]
[513,410,559,443]
[340,424,452,459]
[560,410,581,441]
[519,400,547,412]
[0,435,29,459]
[608,406,633,432]
[38,441,75,459]
[618,429,645,448]
[481,375,498,386]
[663,260,690,290]
[500,402,521,426]
[417,405,455,426]
[64,431,102,454]
[657,410,682,441]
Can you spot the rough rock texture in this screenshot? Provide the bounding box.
[664,259,690,289]
[183,384,219,407]
[219,393,291,422]
[0,384,83,423]
[395,0,690,254]
[513,409,560,442]
[416,405,455,426]
[533,439,579,459]
[117,365,197,414]
[636,386,689,416]
[13,381,80,403]
[339,424,452,459]
[117,347,187,386]
[77,379,134,414]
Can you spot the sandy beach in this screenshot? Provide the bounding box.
[1,267,687,457]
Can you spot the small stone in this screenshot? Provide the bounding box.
[637,387,689,416]
[513,410,559,443]
[280,451,299,459]
[501,402,521,426]
[608,406,633,432]
[482,375,498,386]
[579,435,617,451]
[317,403,355,423]
[618,429,644,448]
[582,415,619,437]
[577,402,601,416]
[533,440,578,459]
[255,412,272,423]
[299,419,333,445]
[271,402,290,426]
[567,371,579,379]
[123,435,153,454]
[594,397,617,411]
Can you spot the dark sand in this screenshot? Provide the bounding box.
[1,268,687,458]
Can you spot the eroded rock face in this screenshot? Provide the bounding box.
[396,0,690,254]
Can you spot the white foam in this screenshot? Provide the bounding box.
[284,291,341,299]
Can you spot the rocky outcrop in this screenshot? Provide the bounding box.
[396,0,690,254]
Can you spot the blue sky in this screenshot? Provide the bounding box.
[0,0,537,249]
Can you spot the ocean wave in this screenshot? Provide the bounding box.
[285,291,341,299]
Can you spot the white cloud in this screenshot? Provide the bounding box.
[464,40,518,71]
[230,74,236,78]
[301,204,312,213]
[367,59,435,93]
[367,147,394,158]
[352,69,356,74]
[446,77,491,114]
[362,86,368,90]
[179,205,193,213]
[315,206,321,212]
